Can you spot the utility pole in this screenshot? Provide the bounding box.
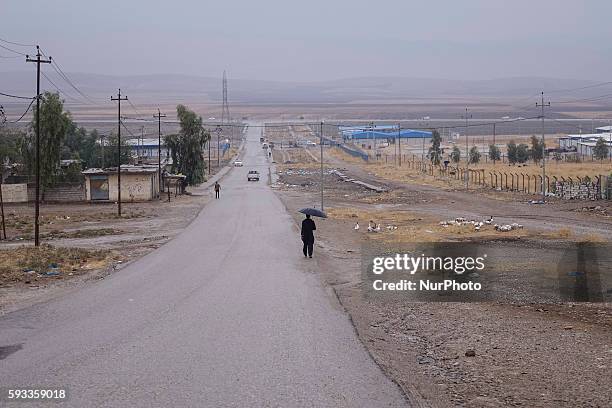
[536,92,551,203]
[461,107,472,189]
[421,119,429,166]
[320,121,324,211]
[0,178,5,240]
[393,123,400,165]
[0,105,6,239]
[111,89,128,216]
[26,46,51,247]
[492,122,496,165]
[397,123,402,166]
[208,127,212,175]
[215,125,222,168]
[154,109,166,195]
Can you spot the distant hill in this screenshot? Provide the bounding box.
[0,71,609,105]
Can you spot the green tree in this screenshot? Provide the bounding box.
[593,137,609,161]
[61,124,87,160]
[488,144,501,163]
[165,104,210,185]
[469,146,481,164]
[530,135,544,163]
[507,140,518,164]
[450,145,461,163]
[0,128,24,164]
[428,129,442,165]
[104,133,131,167]
[22,92,73,189]
[517,143,530,163]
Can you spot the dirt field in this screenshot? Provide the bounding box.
[269,125,612,407]
[0,135,245,315]
[0,192,212,314]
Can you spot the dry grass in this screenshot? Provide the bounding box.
[0,244,115,285]
[43,228,123,240]
[275,147,322,171]
[331,144,611,195]
[326,206,530,243]
[471,161,612,180]
[328,147,369,165]
[577,233,607,243]
[545,227,573,239]
[530,228,608,243]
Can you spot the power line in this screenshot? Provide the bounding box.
[127,98,142,116]
[120,120,139,138]
[551,92,612,104]
[0,54,21,59]
[40,71,81,103]
[121,116,155,122]
[0,42,27,56]
[50,60,95,103]
[546,81,612,95]
[8,98,36,123]
[0,37,35,47]
[0,91,34,100]
[39,49,95,104]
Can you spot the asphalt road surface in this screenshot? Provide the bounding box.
[0,125,408,407]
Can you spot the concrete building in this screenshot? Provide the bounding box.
[558,133,612,156]
[596,126,612,133]
[126,138,170,161]
[82,165,160,202]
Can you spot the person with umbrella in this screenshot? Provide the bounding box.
[298,208,326,258]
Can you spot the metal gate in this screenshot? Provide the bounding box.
[90,175,109,200]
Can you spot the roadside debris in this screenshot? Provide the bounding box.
[331,170,388,193]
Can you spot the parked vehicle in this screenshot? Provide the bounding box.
[247,170,260,181]
[234,160,243,167]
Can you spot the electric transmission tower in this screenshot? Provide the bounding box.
[221,70,230,124]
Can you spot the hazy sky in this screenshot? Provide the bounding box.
[2,0,612,81]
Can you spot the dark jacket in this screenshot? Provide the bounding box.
[301,218,316,241]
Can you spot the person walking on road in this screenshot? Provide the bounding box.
[301,214,316,258]
[214,181,221,199]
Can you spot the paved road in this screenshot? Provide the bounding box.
[0,125,408,407]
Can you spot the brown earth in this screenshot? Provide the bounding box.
[270,125,612,407]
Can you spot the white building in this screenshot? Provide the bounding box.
[558,133,612,156]
[126,138,170,160]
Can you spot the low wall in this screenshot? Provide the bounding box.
[1,183,28,203]
[27,183,86,202]
[554,181,601,200]
[337,143,369,161]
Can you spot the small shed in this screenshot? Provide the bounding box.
[82,165,160,202]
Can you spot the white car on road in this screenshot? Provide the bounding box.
[234,160,243,167]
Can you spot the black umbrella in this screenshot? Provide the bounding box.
[298,208,327,218]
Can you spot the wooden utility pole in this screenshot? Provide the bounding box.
[26,46,51,247]
[154,109,166,196]
[462,107,472,190]
[397,123,402,166]
[0,178,5,239]
[216,125,222,167]
[492,122,496,165]
[536,92,551,202]
[111,89,128,216]
[320,121,324,211]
